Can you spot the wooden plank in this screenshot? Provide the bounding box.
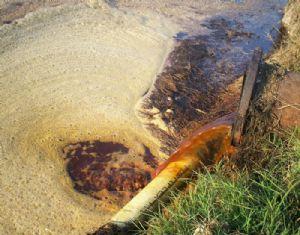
[231,47,262,146]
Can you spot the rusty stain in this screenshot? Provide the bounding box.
[155,114,236,176]
[62,141,157,206]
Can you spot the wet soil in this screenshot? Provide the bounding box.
[62,141,158,207]
[139,16,255,154]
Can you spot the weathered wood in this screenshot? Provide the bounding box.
[231,47,263,146]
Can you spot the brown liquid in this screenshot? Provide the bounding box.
[62,141,157,206]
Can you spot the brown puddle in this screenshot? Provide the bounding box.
[62,141,158,207]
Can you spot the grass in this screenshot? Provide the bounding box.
[141,130,300,235]
[139,1,300,234]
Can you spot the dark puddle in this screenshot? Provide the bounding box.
[62,141,158,206]
[139,13,283,155]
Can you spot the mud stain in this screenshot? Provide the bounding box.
[138,15,277,154]
[62,141,158,207]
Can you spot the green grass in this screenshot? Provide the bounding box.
[140,130,300,235]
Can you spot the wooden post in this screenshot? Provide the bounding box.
[231,47,263,146]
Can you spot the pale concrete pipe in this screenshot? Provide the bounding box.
[94,114,235,234]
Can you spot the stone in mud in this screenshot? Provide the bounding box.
[275,72,300,128]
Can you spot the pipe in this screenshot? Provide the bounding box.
[93,114,236,234]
